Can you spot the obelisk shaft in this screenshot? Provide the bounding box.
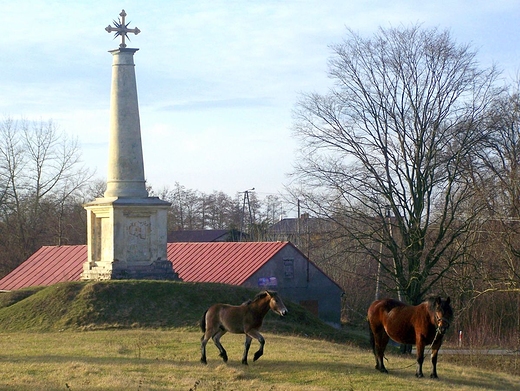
[104,48,148,198]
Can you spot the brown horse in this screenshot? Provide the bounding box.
[200,290,288,365]
[367,297,453,378]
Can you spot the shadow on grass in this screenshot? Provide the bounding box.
[363,355,519,391]
[1,352,518,391]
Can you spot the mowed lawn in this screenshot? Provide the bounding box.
[0,330,518,391]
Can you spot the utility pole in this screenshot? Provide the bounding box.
[239,188,254,241]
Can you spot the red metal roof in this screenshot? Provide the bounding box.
[0,245,86,291]
[167,242,288,285]
[0,242,289,291]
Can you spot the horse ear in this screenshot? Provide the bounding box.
[435,296,442,305]
[446,297,451,305]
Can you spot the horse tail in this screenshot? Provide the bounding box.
[200,309,208,333]
[368,318,376,355]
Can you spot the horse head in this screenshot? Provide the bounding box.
[432,296,453,335]
[266,291,288,317]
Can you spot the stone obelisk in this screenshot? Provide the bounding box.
[104,45,148,199]
[82,10,177,281]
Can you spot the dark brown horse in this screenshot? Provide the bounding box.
[367,297,453,378]
[200,290,288,365]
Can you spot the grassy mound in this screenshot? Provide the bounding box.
[0,281,348,341]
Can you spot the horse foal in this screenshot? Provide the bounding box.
[200,290,288,365]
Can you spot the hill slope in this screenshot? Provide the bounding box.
[0,281,348,341]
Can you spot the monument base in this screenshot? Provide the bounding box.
[83,259,179,281]
[82,196,179,282]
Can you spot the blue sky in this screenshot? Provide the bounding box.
[1,0,519,200]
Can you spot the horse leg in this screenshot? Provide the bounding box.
[200,334,209,364]
[212,329,228,363]
[430,335,446,379]
[368,317,389,373]
[430,346,439,378]
[200,328,213,364]
[375,330,389,373]
[246,329,265,362]
[415,339,425,378]
[242,335,253,365]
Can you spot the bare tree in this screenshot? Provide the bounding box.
[291,25,500,304]
[85,178,107,201]
[475,79,520,293]
[0,117,92,276]
[204,190,238,230]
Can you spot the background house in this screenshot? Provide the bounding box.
[0,241,343,326]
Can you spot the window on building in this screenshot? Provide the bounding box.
[284,259,294,279]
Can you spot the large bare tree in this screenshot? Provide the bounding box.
[472,79,520,294]
[291,25,500,304]
[0,117,92,277]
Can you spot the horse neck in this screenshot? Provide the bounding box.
[250,296,271,316]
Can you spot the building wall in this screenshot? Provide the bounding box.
[242,245,343,326]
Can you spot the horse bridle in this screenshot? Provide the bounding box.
[435,313,451,335]
[427,314,449,349]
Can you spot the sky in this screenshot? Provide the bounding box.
[1,0,519,203]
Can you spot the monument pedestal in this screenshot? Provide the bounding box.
[83,197,177,280]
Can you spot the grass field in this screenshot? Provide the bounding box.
[0,330,518,391]
[0,281,518,390]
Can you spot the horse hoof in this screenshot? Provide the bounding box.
[200,358,207,365]
[430,374,438,379]
[241,360,248,365]
[416,373,424,378]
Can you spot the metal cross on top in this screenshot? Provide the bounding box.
[105,9,141,48]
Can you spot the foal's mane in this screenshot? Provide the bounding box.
[251,290,276,303]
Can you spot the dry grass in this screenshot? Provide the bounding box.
[0,330,518,391]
